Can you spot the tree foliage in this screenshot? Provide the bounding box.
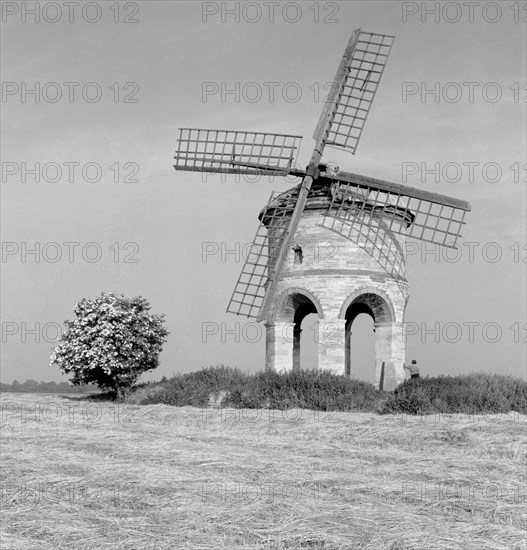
[50,293,169,398]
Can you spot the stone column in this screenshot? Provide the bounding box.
[317,318,346,375]
[265,322,295,373]
[374,322,405,390]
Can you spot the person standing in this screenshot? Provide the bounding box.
[404,360,420,379]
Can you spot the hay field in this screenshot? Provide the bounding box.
[1,392,526,550]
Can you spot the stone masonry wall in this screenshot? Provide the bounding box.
[265,210,409,389]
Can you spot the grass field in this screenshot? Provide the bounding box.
[1,392,526,549]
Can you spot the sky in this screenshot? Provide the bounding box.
[1,0,526,384]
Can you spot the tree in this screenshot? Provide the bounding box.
[40,381,58,393]
[50,292,169,398]
[22,379,39,392]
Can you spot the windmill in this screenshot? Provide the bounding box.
[174,29,471,389]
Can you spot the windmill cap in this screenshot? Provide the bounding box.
[259,177,415,227]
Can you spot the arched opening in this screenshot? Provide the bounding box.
[345,302,375,380]
[347,313,375,382]
[273,290,322,372]
[343,292,393,383]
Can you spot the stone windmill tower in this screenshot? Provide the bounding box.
[174,30,471,390]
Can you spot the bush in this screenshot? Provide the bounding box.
[50,292,169,399]
[132,367,526,416]
[137,365,247,407]
[222,369,382,411]
[378,373,527,415]
[134,366,381,412]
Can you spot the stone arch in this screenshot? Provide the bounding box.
[271,287,324,324]
[339,287,395,324]
[269,287,323,372]
[340,288,396,380]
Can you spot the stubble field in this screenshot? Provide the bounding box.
[1,392,526,550]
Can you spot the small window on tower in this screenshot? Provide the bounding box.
[292,245,303,265]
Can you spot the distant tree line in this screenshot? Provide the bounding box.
[0,379,98,393]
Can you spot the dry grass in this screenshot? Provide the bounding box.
[1,392,526,550]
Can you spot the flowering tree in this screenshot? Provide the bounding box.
[50,292,169,398]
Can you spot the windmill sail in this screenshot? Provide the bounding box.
[320,171,471,248]
[253,30,397,322]
[174,128,302,176]
[227,191,297,318]
[337,211,407,281]
[313,29,395,154]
